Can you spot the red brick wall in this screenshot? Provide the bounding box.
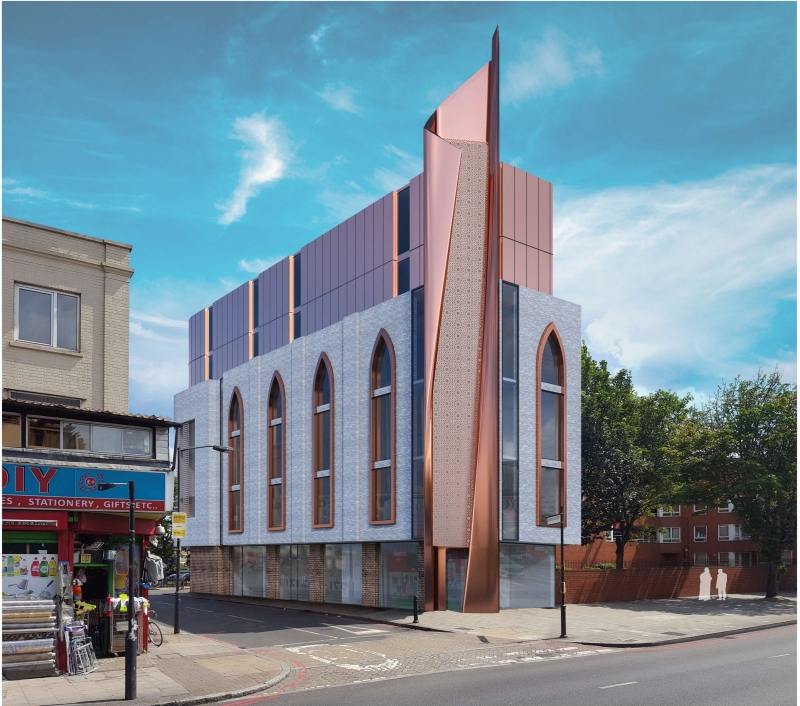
[362,543,380,607]
[190,546,233,595]
[562,565,797,604]
[265,545,280,599]
[309,544,325,602]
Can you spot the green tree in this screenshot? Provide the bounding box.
[151,478,178,577]
[581,345,690,568]
[674,370,796,598]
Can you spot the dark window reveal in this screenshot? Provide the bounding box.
[397,258,410,295]
[397,187,410,255]
[293,253,302,307]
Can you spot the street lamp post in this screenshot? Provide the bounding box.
[98,481,137,701]
[559,504,567,639]
[173,444,233,635]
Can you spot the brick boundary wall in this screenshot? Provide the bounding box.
[189,546,234,595]
[561,565,797,604]
[265,545,280,599]
[362,543,380,607]
[309,544,325,602]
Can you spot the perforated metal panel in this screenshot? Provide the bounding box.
[432,140,488,548]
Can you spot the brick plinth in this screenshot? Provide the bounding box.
[189,546,233,595]
[265,545,280,599]
[362,543,380,607]
[309,544,325,602]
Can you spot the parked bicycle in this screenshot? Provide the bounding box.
[148,610,163,647]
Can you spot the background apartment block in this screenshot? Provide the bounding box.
[2,217,133,412]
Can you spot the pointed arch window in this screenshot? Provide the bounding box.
[371,332,395,524]
[313,356,334,527]
[538,328,566,525]
[268,374,286,531]
[228,389,244,532]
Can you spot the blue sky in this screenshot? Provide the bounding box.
[3,2,796,417]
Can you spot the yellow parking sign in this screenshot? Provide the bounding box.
[173,526,186,538]
[172,512,187,525]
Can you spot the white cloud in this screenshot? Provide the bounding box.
[503,27,604,106]
[216,113,291,226]
[4,186,47,198]
[129,321,184,345]
[370,145,423,193]
[237,255,287,274]
[308,24,331,50]
[317,83,362,116]
[556,164,797,390]
[130,311,188,329]
[3,178,19,186]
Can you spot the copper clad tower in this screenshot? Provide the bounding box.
[423,29,501,612]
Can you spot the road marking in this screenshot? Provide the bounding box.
[599,681,638,689]
[227,614,264,623]
[288,627,329,636]
[768,653,790,659]
[323,624,387,635]
[186,607,213,613]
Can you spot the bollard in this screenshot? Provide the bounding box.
[413,595,419,623]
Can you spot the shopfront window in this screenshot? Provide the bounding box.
[499,544,555,609]
[379,542,418,610]
[325,544,362,605]
[25,416,151,456]
[279,545,310,601]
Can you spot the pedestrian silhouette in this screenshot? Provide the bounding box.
[716,569,728,600]
[699,566,712,600]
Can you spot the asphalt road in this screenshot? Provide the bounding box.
[147,590,403,649]
[234,624,797,706]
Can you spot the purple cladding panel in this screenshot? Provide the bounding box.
[337,286,346,321]
[383,194,393,265]
[364,269,374,310]
[501,237,515,282]
[300,244,309,306]
[514,168,527,246]
[322,292,331,328]
[538,180,553,254]
[322,230,331,295]
[526,173,539,254]
[526,246,539,291]
[356,210,365,278]
[410,176,421,250]
[330,289,340,326]
[373,198,384,269]
[502,165,515,242]
[330,227,340,290]
[354,276,364,313]
[365,204,374,275]
[539,251,552,294]
[375,266,385,306]
[383,262,393,302]
[346,216,356,283]
[515,241,527,288]
[337,225,347,290]
[316,238,324,302]
[306,242,315,304]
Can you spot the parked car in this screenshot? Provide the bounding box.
[163,571,190,587]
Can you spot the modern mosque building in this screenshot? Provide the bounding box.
[174,30,581,613]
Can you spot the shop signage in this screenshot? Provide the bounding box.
[2,465,168,512]
[2,554,59,598]
[2,519,59,527]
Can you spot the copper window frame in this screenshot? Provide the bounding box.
[267,372,286,531]
[228,387,244,533]
[535,325,567,527]
[312,353,335,528]
[369,329,396,525]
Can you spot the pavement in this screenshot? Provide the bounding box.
[173,589,797,646]
[1,620,287,706]
[3,590,795,705]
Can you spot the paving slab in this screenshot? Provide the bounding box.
[1,620,288,706]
